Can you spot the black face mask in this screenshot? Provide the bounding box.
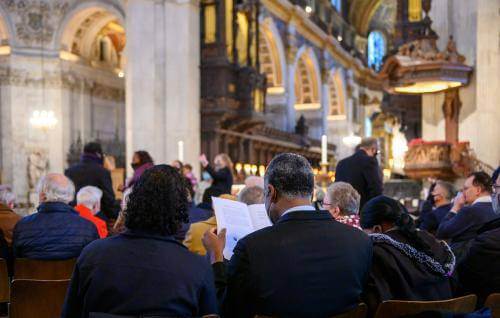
[131,162,141,170]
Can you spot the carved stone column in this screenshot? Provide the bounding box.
[442,88,461,144]
[285,24,298,132]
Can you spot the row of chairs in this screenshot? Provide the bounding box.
[256,294,500,318]
[1,259,500,318]
[0,258,76,318]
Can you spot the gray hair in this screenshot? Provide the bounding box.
[436,180,456,201]
[264,153,314,199]
[358,137,378,149]
[238,186,265,205]
[76,186,103,209]
[326,182,360,215]
[37,173,75,204]
[0,185,15,206]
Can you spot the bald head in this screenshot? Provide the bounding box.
[37,173,75,204]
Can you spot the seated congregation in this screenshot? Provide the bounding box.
[0,146,499,318]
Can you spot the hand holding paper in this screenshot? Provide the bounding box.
[212,197,272,259]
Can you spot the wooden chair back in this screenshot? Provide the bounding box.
[373,295,477,318]
[254,303,367,318]
[10,279,70,318]
[485,293,500,318]
[0,258,9,302]
[14,258,76,280]
[89,314,219,318]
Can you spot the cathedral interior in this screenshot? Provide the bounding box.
[0,0,498,208]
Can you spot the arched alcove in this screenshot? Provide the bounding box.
[293,47,321,110]
[328,69,347,119]
[258,18,286,95]
[58,2,125,70]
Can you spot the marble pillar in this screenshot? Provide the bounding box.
[285,24,297,132]
[126,0,200,176]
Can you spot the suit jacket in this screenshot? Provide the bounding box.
[62,230,218,318]
[65,156,119,219]
[419,203,453,235]
[335,150,383,208]
[437,201,497,262]
[457,217,500,305]
[213,210,373,318]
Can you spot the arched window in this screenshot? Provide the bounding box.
[331,0,341,12]
[367,31,386,72]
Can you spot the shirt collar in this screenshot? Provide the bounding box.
[281,205,316,217]
[473,195,493,205]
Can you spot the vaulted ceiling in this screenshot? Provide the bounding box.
[347,0,397,37]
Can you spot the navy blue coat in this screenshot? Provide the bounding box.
[437,201,498,262]
[214,210,373,318]
[458,218,500,305]
[65,157,119,218]
[13,202,99,260]
[419,203,453,234]
[61,230,218,318]
[335,150,383,208]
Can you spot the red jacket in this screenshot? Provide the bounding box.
[75,204,108,238]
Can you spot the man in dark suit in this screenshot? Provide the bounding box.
[335,137,383,208]
[65,142,119,219]
[419,180,455,234]
[437,171,497,261]
[203,153,373,318]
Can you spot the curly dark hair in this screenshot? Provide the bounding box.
[125,164,188,235]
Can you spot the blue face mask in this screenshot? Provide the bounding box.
[202,172,212,181]
[493,193,500,214]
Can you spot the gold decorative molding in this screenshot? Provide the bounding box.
[261,0,382,90]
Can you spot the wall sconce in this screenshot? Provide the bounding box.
[251,165,258,175]
[235,163,243,174]
[259,165,266,177]
[30,110,58,131]
[243,164,251,175]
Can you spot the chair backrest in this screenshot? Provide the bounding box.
[374,295,478,318]
[0,258,9,303]
[333,303,367,318]
[89,314,219,318]
[10,279,70,318]
[485,294,500,318]
[254,303,367,318]
[14,258,76,280]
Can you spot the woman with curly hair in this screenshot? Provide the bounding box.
[360,195,455,316]
[62,165,218,318]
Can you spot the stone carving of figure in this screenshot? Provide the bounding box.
[28,150,49,190]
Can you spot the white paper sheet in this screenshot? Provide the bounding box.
[248,204,272,230]
[212,197,254,259]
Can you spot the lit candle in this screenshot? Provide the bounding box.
[177,141,184,162]
[321,134,327,164]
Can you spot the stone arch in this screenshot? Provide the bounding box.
[293,46,321,110]
[0,2,14,46]
[56,0,125,69]
[327,68,347,119]
[258,17,286,94]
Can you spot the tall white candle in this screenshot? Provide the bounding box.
[178,140,184,162]
[321,134,327,164]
